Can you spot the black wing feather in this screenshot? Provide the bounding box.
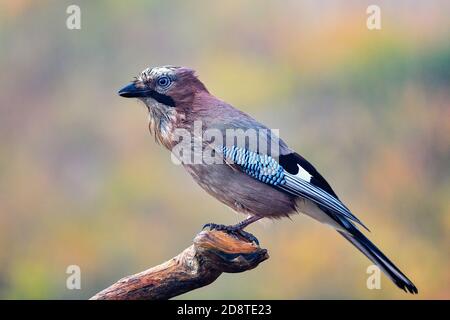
[279,153,338,198]
[279,153,369,230]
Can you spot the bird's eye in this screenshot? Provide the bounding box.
[157,76,171,89]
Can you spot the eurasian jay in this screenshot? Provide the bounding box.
[118,66,418,294]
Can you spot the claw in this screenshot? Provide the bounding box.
[237,229,259,246]
[202,223,212,230]
[202,223,227,231]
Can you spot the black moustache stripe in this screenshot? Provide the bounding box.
[149,90,176,108]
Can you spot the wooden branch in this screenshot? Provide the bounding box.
[90,229,268,300]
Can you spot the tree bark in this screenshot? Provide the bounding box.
[90,229,268,300]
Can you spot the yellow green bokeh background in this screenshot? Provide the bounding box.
[0,0,449,299]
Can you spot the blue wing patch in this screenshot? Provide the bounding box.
[222,146,286,186]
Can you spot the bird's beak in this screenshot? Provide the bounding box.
[118,82,151,98]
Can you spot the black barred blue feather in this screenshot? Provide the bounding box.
[222,145,286,186]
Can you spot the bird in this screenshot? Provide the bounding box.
[118,65,418,294]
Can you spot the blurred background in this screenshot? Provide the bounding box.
[0,0,449,299]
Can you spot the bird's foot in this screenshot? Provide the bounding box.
[202,223,259,245]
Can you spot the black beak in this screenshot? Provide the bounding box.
[118,82,151,98]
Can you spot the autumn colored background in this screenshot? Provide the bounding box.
[0,0,449,299]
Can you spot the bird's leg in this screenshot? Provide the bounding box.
[230,215,262,230]
[203,216,262,245]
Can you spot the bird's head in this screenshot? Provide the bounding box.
[118,65,208,109]
[118,66,209,147]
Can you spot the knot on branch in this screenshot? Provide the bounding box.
[193,230,268,273]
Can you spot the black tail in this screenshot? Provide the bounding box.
[339,228,418,294]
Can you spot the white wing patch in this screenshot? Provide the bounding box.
[295,164,312,182]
